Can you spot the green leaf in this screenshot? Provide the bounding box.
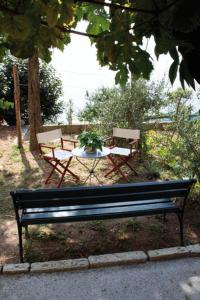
[134,49,153,79]
[154,32,176,56]
[115,67,128,86]
[46,4,60,27]
[179,60,195,90]
[169,61,178,85]
[1,15,32,41]
[169,48,179,62]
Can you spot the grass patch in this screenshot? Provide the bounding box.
[90,220,106,232]
[0,172,5,185]
[126,219,143,232]
[10,145,22,163]
[24,240,37,263]
[147,224,163,235]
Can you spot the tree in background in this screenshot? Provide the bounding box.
[0,56,63,126]
[79,78,168,156]
[79,78,167,135]
[66,99,74,125]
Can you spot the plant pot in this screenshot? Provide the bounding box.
[84,146,97,154]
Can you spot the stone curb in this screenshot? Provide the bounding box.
[186,244,200,257]
[88,251,147,268]
[0,244,199,275]
[30,258,89,273]
[2,263,30,274]
[147,246,189,261]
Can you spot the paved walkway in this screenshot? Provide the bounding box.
[0,257,200,300]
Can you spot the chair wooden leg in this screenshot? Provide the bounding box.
[57,161,70,188]
[67,168,79,182]
[57,157,79,188]
[105,156,129,182]
[124,160,138,175]
[45,161,58,184]
[45,156,79,188]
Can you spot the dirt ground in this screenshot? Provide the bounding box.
[0,126,199,264]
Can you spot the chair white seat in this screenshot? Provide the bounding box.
[110,147,133,156]
[45,149,73,160]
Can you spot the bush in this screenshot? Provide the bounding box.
[147,105,200,181]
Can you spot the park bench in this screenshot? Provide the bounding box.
[11,179,196,262]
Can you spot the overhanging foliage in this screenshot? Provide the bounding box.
[0,1,200,88]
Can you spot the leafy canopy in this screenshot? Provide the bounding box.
[0,0,200,87]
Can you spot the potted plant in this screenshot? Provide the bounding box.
[78,131,103,153]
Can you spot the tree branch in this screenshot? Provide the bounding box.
[56,25,99,39]
[76,0,181,16]
[75,0,157,14]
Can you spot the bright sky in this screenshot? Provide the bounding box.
[51,22,117,115]
[51,22,199,122]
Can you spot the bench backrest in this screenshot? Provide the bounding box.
[11,179,196,210]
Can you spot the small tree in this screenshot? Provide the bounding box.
[79,78,167,134]
[79,78,167,156]
[66,99,74,125]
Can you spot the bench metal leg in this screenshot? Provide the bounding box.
[17,225,24,263]
[177,213,184,246]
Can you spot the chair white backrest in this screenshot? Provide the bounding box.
[113,128,140,140]
[37,129,62,144]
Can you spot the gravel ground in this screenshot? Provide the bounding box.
[0,257,200,300]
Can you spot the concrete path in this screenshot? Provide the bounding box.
[0,257,200,300]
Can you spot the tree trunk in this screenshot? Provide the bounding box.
[13,64,23,148]
[28,52,42,151]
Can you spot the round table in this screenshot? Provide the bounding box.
[72,147,110,185]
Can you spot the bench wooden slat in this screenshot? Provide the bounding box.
[24,198,173,214]
[16,189,188,209]
[12,179,194,201]
[21,201,178,225]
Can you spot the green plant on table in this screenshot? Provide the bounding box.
[78,131,103,153]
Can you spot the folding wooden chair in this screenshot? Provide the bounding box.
[104,128,140,181]
[37,129,79,187]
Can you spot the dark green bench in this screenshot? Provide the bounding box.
[11,179,196,262]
